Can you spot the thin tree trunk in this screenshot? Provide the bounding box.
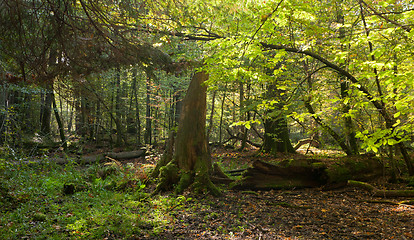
[219,83,228,145]
[115,68,127,146]
[52,93,67,148]
[338,2,358,155]
[0,85,7,143]
[207,90,216,142]
[95,99,101,144]
[67,100,73,133]
[40,89,53,137]
[239,82,247,151]
[145,75,152,144]
[132,67,141,145]
[174,84,183,127]
[304,98,352,155]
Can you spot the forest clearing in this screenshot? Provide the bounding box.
[1,0,414,239]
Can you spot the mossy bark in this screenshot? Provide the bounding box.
[153,161,179,195]
[232,155,383,190]
[175,71,211,172]
[152,71,221,196]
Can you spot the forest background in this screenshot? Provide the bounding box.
[1,0,414,167]
[1,0,414,239]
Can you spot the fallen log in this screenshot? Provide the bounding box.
[231,159,326,190]
[106,150,146,160]
[231,154,383,190]
[17,150,146,166]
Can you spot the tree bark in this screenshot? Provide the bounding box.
[218,84,228,145]
[337,3,359,155]
[261,83,295,154]
[232,154,383,190]
[52,93,67,149]
[207,90,216,142]
[154,71,221,196]
[40,89,53,136]
[175,71,211,172]
[132,67,142,144]
[144,74,152,144]
[115,68,127,146]
[304,97,353,155]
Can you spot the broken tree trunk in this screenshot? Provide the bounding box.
[231,154,383,190]
[153,71,222,196]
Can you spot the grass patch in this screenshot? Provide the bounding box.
[0,158,185,239]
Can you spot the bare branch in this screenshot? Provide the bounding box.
[359,0,412,32]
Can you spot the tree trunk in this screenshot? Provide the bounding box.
[40,89,53,136]
[131,67,141,144]
[175,71,211,171]
[115,68,127,146]
[262,115,295,154]
[218,84,228,145]
[154,71,221,196]
[261,83,295,155]
[337,2,359,155]
[207,90,216,142]
[52,93,67,149]
[144,74,152,144]
[304,98,353,155]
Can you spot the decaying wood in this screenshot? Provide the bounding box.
[105,150,145,160]
[231,159,326,190]
[152,71,221,196]
[231,155,384,190]
[348,180,414,198]
[19,150,146,166]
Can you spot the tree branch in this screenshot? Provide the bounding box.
[359,0,412,32]
[134,27,224,41]
[260,43,392,124]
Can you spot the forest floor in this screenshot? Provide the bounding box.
[1,146,413,239]
[154,148,414,239]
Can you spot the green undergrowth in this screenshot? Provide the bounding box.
[0,157,191,239]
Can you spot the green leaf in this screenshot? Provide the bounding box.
[394,112,400,118]
[387,138,398,146]
[392,119,401,127]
